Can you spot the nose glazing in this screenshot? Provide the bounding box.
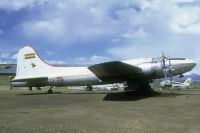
[186,59,196,70]
[170,59,196,75]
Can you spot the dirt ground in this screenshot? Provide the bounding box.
[0,87,200,133]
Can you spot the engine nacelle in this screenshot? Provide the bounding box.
[139,62,163,76]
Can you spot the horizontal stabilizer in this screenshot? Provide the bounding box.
[11,77,48,82]
[11,77,48,87]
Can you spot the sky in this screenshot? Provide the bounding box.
[0,0,199,73]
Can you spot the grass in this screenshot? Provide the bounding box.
[0,76,11,86]
[1,76,200,91]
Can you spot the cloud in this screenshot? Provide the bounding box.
[0,52,17,64]
[44,59,65,65]
[0,0,47,11]
[20,19,65,42]
[120,28,147,39]
[0,45,18,63]
[0,53,10,58]
[170,1,200,34]
[11,53,18,60]
[17,0,153,45]
[90,55,111,63]
[1,0,200,74]
[177,1,200,7]
[0,29,3,34]
[0,59,8,64]
[69,55,111,64]
[45,50,53,56]
[100,0,200,74]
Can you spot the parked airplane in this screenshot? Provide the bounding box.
[160,78,192,89]
[11,45,196,93]
[93,83,124,91]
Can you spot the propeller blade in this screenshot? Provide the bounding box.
[162,52,167,79]
[163,69,167,79]
[162,51,166,68]
[169,59,173,81]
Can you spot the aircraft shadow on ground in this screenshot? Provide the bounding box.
[103,91,160,101]
[18,92,62,95]
[17,91,109,96]
[104,90,200,101]
[17,90,161,101]
[17,90,200,99]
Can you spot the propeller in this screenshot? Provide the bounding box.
[168,58,173,81]
[161,52,173,82]
[162,52,167,79]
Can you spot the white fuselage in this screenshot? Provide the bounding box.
[13,58,196,87]
[12,46,196,88]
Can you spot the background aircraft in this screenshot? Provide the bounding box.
[9,45,196,93]
[93,83,124,91]
[160,78,192,89]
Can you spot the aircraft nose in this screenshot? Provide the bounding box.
[185,59,197,70]
[170,59,196,75]
[186,59,196,69]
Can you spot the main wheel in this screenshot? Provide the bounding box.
[48,89,53,94]
[85,85,93,91]
[36,87,41,90]
[29,87,32,91]
[125,80,152,93]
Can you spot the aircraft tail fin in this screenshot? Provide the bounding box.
[16,45,52,78]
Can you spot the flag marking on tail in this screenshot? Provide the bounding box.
[24,53,36,59]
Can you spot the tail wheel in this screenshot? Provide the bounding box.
[47,86,53,94]
[48,89,53,94]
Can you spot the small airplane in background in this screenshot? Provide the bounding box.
[93,83,124,91]
[0,45,197,93]
[160,78,192,90]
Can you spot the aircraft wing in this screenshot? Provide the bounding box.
[88,61,143,82]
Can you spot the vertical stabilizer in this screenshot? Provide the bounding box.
[16,46,52,78]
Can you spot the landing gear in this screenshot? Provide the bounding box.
[124,80,153,93]
[9,76,14,90]
[47,87,53,94]
[29,87,32,91]
[36,87,41,90]
[10,84,13,90]
[85,85,93,91]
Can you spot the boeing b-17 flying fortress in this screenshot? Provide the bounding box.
[0,45,196,93]
[1,0,200,132]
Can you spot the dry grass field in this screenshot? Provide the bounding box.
[0,76,200,133]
